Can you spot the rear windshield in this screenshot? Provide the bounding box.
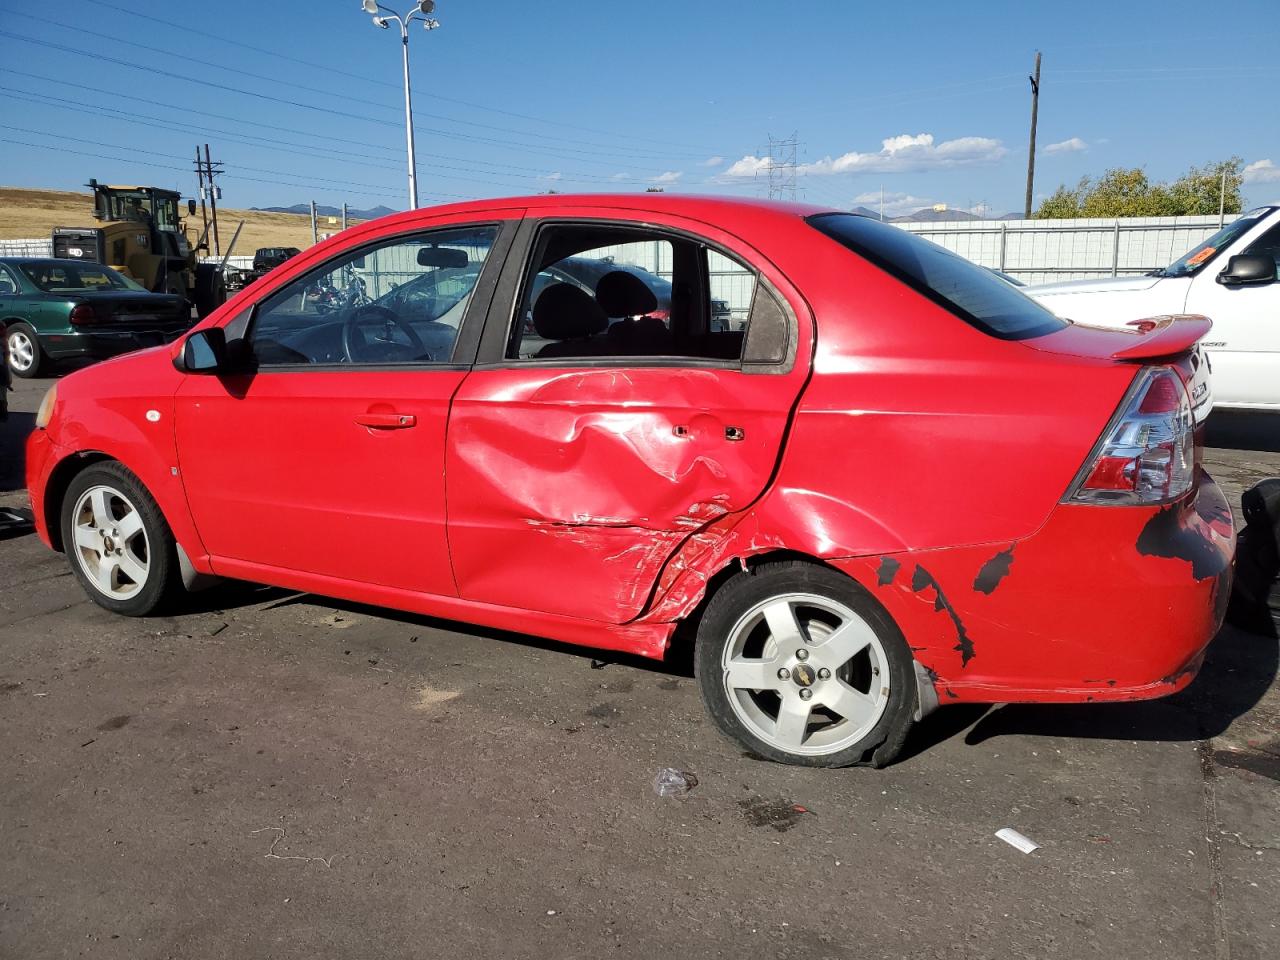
[806,213,1067,340]
[19,261,143,293]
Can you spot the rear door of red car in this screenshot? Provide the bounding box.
[444,205,813,624]
[174,212,519,595]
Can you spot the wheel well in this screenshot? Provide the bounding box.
[44,452,115,552]
[665,549,850,671]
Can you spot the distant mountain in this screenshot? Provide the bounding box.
[849,205,889,220]
[251,203,399,221]
[892,207,985,223]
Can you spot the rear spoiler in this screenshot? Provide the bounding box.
[1107,314,1212,361]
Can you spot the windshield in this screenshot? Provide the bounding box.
[19,261,145,293]
[378,266,482,322]
[1160,208,1274,278]
[807,213,1067,340]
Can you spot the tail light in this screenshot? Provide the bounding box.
[1067,366,1195,505]
[68,304,97,326]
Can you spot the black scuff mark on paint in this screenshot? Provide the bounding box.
[876,556,901,587]
[944,687,959,700]
[910,565,975,667]
[973,546,1015,595]
[1136,506,1228,581]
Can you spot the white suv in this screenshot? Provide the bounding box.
[1027,205,1280,410]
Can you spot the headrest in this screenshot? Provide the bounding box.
[533,282,607,340]
[596,270,658,318]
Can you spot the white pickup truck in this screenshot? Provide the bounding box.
[1027,205,1280,410]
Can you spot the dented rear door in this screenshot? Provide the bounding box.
[444,206,812,624]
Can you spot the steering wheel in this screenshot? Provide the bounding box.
[341,304,429,363]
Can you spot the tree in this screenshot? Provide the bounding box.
[1034,158,1243,218]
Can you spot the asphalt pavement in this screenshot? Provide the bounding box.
[2,371,1277,960]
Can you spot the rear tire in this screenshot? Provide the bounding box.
[694,560,916,767]
[60,462,179,616]
[194,264,226,318]
[6,322,44,378]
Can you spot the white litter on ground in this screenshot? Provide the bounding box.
[995,828,1040,854]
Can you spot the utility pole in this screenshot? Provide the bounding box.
[1023,51,1041,219]
[341,202,349,232]
[1218,167,1227,227]
[310,200,318,245]
[193,146,209,247]
[203,144,223,257]
[880,184,885,221]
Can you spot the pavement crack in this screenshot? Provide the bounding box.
[1198,739,1231,960]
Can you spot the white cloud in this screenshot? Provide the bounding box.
[610,171,630,181]
[650,170,683,183]
[724,154,774,177]
[1244,159,1280,184]
[850,191,937,217]
[540,171,562,181]
[1043,137,1087,155]
[701,156,725,167]
[724,133,1007,178]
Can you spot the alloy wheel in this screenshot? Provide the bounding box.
[70,484,151,600]
[7,329,34,373]
[720,592,891,756]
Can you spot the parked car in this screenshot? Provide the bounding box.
[1,258,192,378]
[253,247,302,272]
[0,319,8,419]
[26,195,1234,767]
[1026,205,1280,410]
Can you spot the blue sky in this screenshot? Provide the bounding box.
[1,0,1277,217]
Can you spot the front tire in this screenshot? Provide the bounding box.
[6,322,44,378]
[60,462,179,616]
[695,560,916,767]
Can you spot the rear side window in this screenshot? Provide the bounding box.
[806,213,1067,340]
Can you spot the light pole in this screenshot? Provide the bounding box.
[361,0,440,209]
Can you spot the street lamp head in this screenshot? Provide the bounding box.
[361,0,379,13]
[416,0,436,13]
[373,15,390,28]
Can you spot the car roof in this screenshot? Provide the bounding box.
[362,193,832,234]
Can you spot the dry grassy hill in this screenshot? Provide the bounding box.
[0,186,363,253]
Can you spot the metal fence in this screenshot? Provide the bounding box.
[6,212,1233,294]
[0,238,53,257]
[894,214,1225,285]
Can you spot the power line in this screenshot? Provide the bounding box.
[0,89,718,195]
[0,25,716,163]
[76,0,722,153]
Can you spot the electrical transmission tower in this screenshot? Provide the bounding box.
[766,133,799,202]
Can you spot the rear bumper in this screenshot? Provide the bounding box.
[834,471,1236,703]
[40,327,188,361]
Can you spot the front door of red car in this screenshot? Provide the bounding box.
[174,217,516,595]
[445,210,812,623]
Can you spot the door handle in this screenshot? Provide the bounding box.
[355,413,416,429]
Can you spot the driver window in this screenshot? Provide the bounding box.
[249,224,498,366]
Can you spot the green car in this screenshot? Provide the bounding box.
[1,258,192,378]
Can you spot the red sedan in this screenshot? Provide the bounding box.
[25,195,1235,767]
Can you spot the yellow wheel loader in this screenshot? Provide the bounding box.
[51,180,229,318]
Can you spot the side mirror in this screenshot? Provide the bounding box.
[187,199,197,216]
[1217,254,1276,286]
[181,327,227,373]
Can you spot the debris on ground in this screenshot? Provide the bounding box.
[653,768,698,797]
[737,796,812,832]
[995,827,1040,854]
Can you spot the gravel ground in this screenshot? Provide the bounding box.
[2,372,1277,960]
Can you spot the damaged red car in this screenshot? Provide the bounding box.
[25,195,1235,767]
